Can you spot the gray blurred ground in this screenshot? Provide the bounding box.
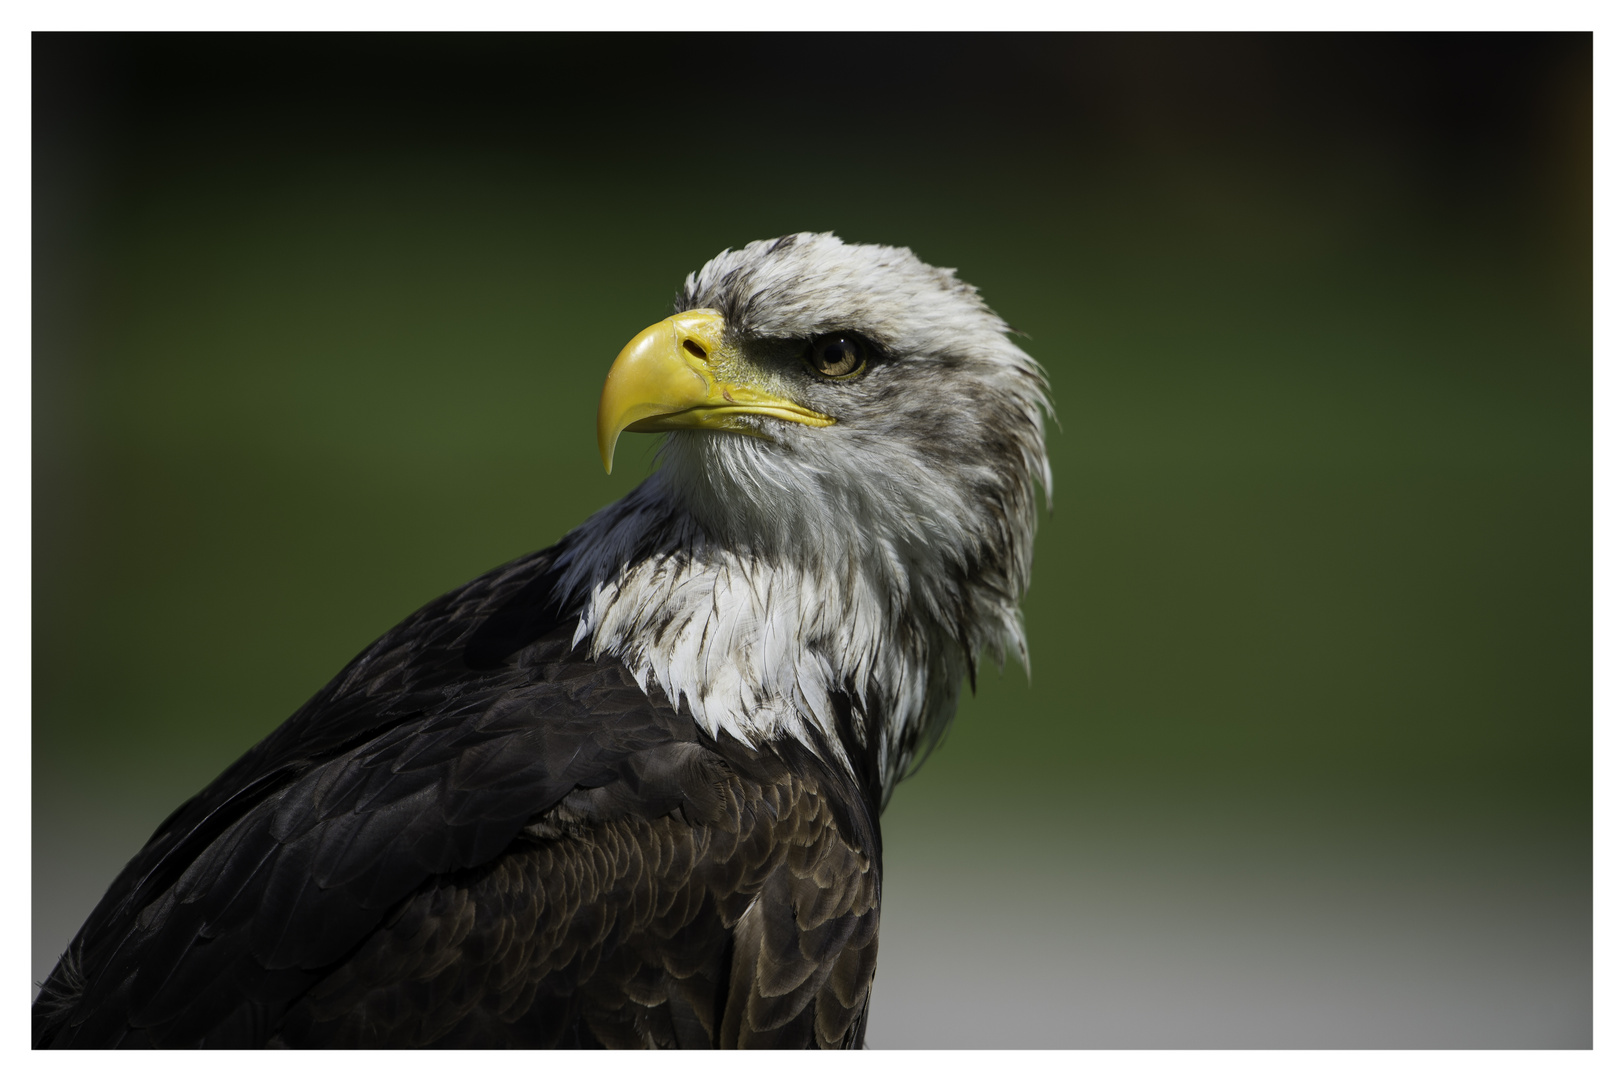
[867,784,1588,1048]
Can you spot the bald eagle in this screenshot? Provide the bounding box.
[33,233,1052,1049]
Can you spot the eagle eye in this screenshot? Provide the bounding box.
[806,333,869,380]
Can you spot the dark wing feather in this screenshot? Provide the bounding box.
[273,734,879,1049]
[721,742,880,1049]
[34,546,881,1049]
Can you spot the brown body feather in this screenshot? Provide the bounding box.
[277,759,877,1048]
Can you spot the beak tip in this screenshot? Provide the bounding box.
[594,308,727,478]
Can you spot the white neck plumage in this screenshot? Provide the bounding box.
[548,443,1031,803]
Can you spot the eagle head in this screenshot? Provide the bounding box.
[568,233,1052,795]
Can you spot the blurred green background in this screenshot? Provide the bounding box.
[33,33,1590,1046]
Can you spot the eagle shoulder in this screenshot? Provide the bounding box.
[34,546,881,1049]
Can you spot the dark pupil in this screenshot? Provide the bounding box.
[820,338,858,374]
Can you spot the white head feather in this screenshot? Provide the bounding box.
[552,233,1052,801]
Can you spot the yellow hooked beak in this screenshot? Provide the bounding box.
[596,308,835,473]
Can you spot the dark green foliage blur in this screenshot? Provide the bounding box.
[32,34,1591,1043]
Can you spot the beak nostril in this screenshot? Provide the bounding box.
[682,339,708,361]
